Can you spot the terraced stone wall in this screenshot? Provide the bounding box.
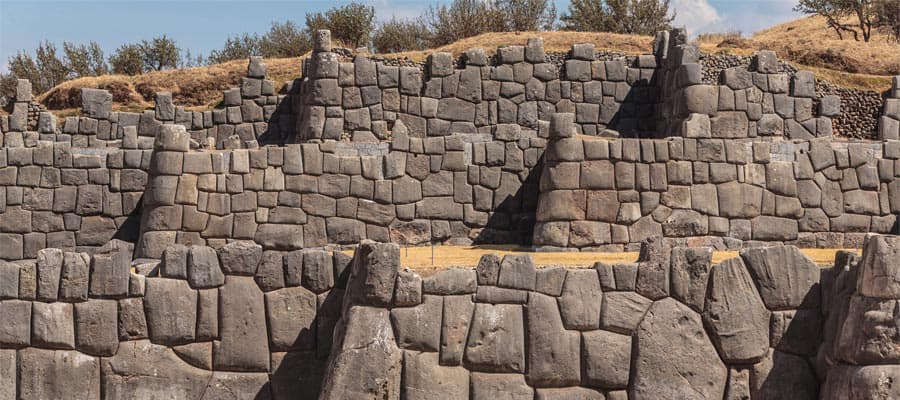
[136,122,545,258]
[878,76,900,140]
[318,235,900,400]
[3,234,898,399]
[534,113,900,251]
[0,143,148,261]
[0,239,349,400]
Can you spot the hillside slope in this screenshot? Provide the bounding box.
[35,17,897,113]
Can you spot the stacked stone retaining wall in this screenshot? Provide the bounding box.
[534,113,900,251]
[4,235,898,399]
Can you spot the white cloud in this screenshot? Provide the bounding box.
[671,0,722,36]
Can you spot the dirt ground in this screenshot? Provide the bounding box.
[342,245,857,276]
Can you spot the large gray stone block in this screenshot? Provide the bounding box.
[526,292,581,387]
[703,257,770,363]
[558,269,602,330]
[390,294,442,352]
[213,276,269,371]
[464,303,525,373]
[18,348,100,400]
[74,300,119,356]
[582,329,631,389]
[740,246,820,309]
[857,235,900,298]
[401,351,469,400]
[265,286,317,351]
[144,277,197,345]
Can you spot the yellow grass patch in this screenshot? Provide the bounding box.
[342,245,857,276]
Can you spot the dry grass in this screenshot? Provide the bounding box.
[696,16,898,91]
[341,245,856,276]
[35,17,898,113]
[386,31,653,61]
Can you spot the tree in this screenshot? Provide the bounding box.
[63,41,108,77]
[794,0,876,41]
[560,0,608,31]
[306,2,376,48]
[260,20,312,57]
[496,0,557,31]
[139,35,180,71]
[373,17,433,53]
[109,44,144,75]
[425,0,504,46]
[208,33,262,64]
[873,0,900,41]
[561,0,673,34]
[35,41,69,91]
[0,73,18,108]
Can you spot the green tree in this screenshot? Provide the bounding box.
[35,41,69,91]
[561,0,673,34]
[208,33,262,64]
[260,20,312,57]
[496,0,557,31]
[139,35,180,71]
[0,73,19,108]
[109,44,144,75]
[373,17,433,53]
[306,2,376,48]
[425,0,504,46]
[794,0,876,41]
[63,41,108,77]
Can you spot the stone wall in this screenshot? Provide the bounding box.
[2,234,898,399]
[318,235,900,400]
[0,239,351,399]
[136,121,545,258]
[533,113,900,251]
[878,76,900,140]
[0,143,148,260]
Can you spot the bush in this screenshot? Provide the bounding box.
[63,41,107,77]
[139,35,180,71]
[561,0,673,35]
[306,2,375,48]
[260,20,312,57]
[208,33,262,64]
[425,0,504,46]
[496,0,557,31]
[109,44,144,75]
[372,18,432,53]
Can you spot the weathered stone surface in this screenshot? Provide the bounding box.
[670,247,713,312]
[703,257,770,363]
[216,240,263,275]
[0,299,31,347]
[74,300,119,356]
[749,348,817,400]
[601,291,652,334]
[32,302,75,349]
[270,351,326,400]
[471,372,533,400]
[36,248,63,301]
[422,268,477,295]
[465,303,525,373]
[821,364,900,400]
[583,329,631,389]
[319,306,402,400]
[401,351,469,400]
[527,292,581,387]
[631,298,727,400]
[302,248,334,293]
[0,349,13,400]
[265,286,317,351]
[18,348,100,400]
[102,340,211,399]
[837,294,900,364]
[740,245,821,310]
[0,262,18,299]
[89,240,132,298]
[857,235,900,298]
[81,88,112,119]
[557,269,602,330]
[214,276,269,371]
[440,295,475,366]
[188,246,225,288]
[393,269,422,306]
[346,242,399,307]
[390,294,442,352]
[117,297,148,340]
[476,254,502,285]
[203,372,270,399]
[497,254,536,290]
[144,277,197,345]
[535,387,606,399]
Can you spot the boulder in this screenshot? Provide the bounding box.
[188,246,225,288]
[557,269,602,330]
[102,340,211,399]
[73,300,119,356]
[582,329,631,389]
[670,247,713,312]
[401,351,469,400]
[440,295,475,365]
[820,364,900,400]
[749,348,817,400]
[265,286,317,351]
[144,277,197,345]
[390,295,442,352]
[600,291,652,334]
[32,302,75,349]
[631,298,727,400]
[857,235,900,298]
[740,245,821,310]
[703,257,770,363]
[836,294,900,364]
[319,306,402,400]
[214,276,269,371]
[526,293,581,387]
[497,254,536,290]
[464,303,526,373]
[346,242,399,307]
[471,372,533,400]
[216,241,263,275]
[18,348,100,400]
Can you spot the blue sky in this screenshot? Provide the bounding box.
[0,0,801,73]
